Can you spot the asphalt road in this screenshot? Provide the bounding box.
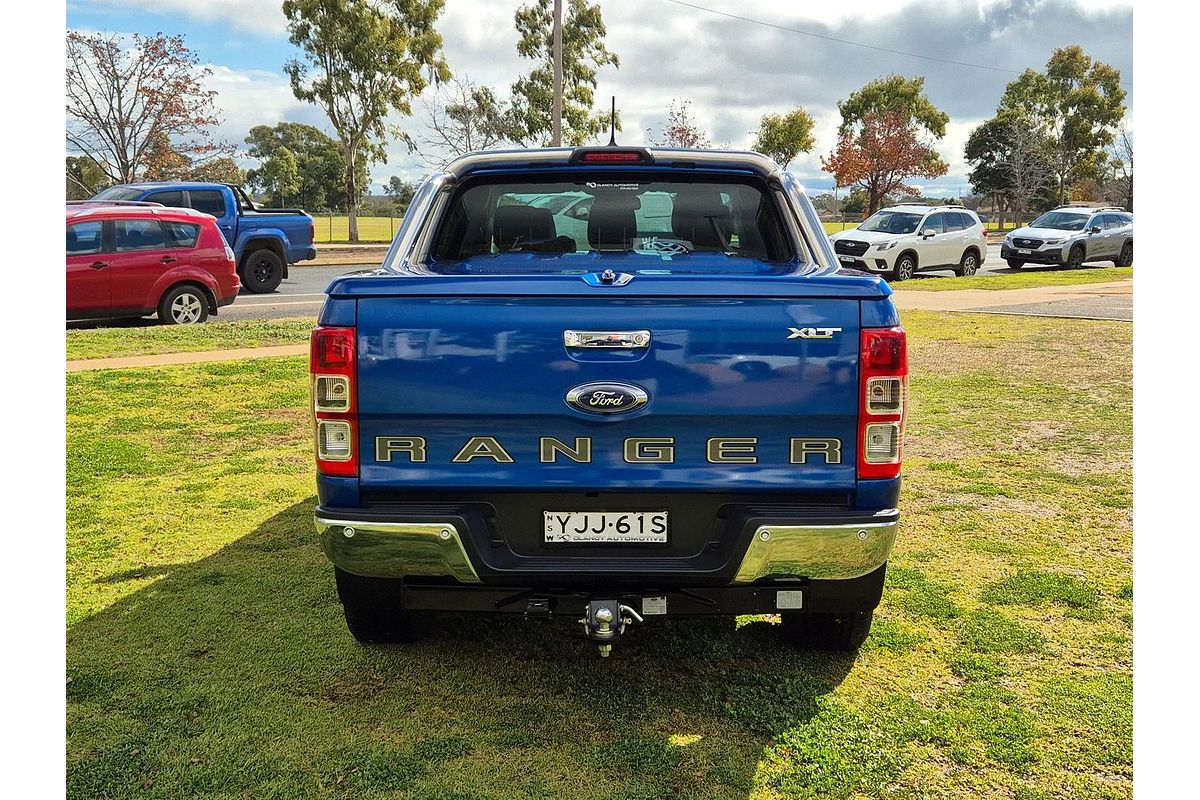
[69,244,1128,328]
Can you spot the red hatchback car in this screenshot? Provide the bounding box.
[66,203,240,324]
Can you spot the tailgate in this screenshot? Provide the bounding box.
[356,294,859,491]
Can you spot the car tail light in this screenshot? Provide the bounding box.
[311,326,357,476]
[859,326,907,479]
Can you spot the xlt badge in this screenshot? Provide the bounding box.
[788,326,842,340]
[565,382,649,415]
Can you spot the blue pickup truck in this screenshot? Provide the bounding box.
[90,182,316,292]
[310,147,906,656]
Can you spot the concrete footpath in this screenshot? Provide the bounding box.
[306,243,390,267]
[892,280,1130,313]
[66,280,1131,373]
[67,344,308,373]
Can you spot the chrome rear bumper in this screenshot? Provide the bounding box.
[316,509,898,585]
[733,511,899,582]
[316,517,481,583]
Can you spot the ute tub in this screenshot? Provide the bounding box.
[316,506,899,586]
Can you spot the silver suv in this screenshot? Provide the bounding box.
[829,203,988,281]
[1002,206,1133,269]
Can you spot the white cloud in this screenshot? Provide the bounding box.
[86,0,286,37]
[204,65,323,141]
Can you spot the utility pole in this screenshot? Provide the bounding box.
[552,0,563,147]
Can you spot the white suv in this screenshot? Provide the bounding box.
[828,204,988,281]
[1001,206,1133,269]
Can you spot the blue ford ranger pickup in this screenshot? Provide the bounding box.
[91,182,317,293]
[311,147,906,656]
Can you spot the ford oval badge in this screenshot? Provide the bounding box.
[565,382,649,415]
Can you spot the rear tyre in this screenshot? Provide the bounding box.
[780,611,873,651]
[956,249,980,277]
[334,567,422,644]
[158,285,209,325]
[240,249,284,293]
[1116,241,1133,267]
[1005,259,1025,269]
[890,254,915,282]
[1067,244,1086,269]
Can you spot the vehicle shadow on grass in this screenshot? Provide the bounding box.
[68,499,856,799]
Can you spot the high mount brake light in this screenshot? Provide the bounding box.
[568,147,654,165]
[582,152,641,162]
[311,326,358,477]
[859,327,907,480]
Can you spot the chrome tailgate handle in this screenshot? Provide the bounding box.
[564,330,651,349]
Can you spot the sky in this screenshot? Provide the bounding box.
[66,0,1133,200]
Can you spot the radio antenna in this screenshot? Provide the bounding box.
[607,96,617,146]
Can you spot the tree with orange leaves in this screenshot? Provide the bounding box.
[821,110,948,214]
[66,31,233,184]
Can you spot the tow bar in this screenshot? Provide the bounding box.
[579,599,644,657]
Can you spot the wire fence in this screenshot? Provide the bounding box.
[307,211,1028,244]
[311,213,404,244]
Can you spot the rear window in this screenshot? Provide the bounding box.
[145,190,184,207]
[164,221,201,248]
[189,190,227,218]
[428,174,794,275]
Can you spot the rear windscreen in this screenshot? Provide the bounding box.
[428,173,795,274]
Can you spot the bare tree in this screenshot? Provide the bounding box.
[1003,121,1056,224]
[418,78,518,167]
[66,31,230,183]
[649,99,711,148]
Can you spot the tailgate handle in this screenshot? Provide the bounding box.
[564,330,651,349]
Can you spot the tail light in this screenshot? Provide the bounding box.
[859,326,907,479]
[311,326,357,476]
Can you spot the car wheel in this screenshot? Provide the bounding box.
[891,254,915,282]
[1067,244,1086,269]
[779,611,873,651]
[240,249,284,293]
[158,285,209,325]
[1117,241,1133,267]
[334,567,423,644]
[956,250,980,277]
[1005,259,1024,270]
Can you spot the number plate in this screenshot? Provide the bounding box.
[1017,248,1032,255]
[544,511,668,543]
[839,255,856,262]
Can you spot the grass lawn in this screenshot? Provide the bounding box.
[66,319,315,361]
[314,215,402,243]
[894,266,1132,292]
[66,311,1131,799]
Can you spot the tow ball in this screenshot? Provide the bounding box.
[579,599,644,657]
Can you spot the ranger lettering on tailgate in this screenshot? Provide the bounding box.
[374,436,844,465]
[312,142,905,657]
